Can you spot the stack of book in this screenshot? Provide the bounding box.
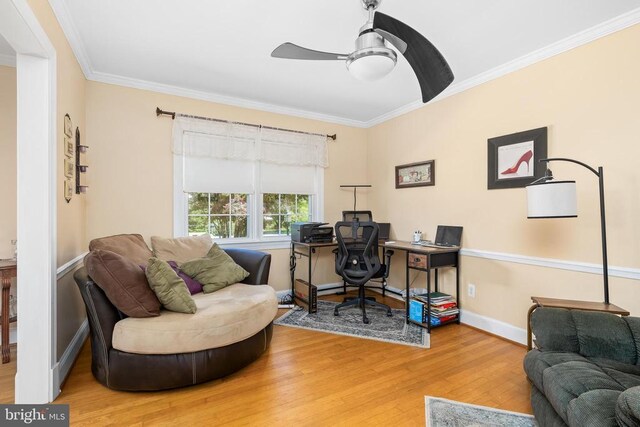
[409,292,459,326]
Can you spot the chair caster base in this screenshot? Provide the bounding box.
[334,309,339,316]
[386,310,392,317]
[363,317,370,324]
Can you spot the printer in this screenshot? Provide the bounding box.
[291,222,334,243]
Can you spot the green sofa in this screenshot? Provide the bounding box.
[524,307,640,426]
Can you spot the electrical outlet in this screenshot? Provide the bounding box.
[468,283,476,298]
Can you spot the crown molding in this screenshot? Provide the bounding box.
[363,7,640,127]
[0,53,16,67]
[89,71,369,128]
[49,0,640,129]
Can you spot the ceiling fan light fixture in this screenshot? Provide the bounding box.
[346,48,396,81]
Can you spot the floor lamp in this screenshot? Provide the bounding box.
[525,157,610,304]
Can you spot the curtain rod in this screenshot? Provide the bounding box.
[156,107,337,141]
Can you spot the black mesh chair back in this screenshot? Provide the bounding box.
[341,210,373,223]
[334,221,391,323]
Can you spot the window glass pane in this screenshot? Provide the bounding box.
[281,194,296,215]
[188,216,208,235]
[281,214,292,235]
[210,193,230,215]
[188,193,209,215]
[263,193,279,214]
[230,194,248,216]
[210,216,230,238]
[263,214,279,235]
[231,216,248,238]
[293,194,311,222]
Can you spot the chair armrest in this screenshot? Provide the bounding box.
[616,386,640,427]
[224,248,271,285]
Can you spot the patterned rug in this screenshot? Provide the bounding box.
[275,299,429,348]
[425,397,537,426]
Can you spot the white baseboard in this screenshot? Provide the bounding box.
[459,309,527,345]
[52,319,89,393]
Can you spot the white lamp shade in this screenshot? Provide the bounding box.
[347,54,395,81]
[526,181,578,218]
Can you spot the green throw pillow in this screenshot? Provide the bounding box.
[180,244,249,293]
[145,257,197,314]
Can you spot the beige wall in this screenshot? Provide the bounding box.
[85,82,369,290]
[28,0,88,358]
[0,65,16,260]
[367,24,640,329]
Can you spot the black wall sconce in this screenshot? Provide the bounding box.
[75,127,88,194]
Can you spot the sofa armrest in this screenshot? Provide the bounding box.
[224,248,271,285]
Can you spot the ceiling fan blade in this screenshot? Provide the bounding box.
[373,12,454,103]
[271,43,348,61]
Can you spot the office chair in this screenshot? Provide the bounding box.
[334,221,392,324]
[342,210,373,222]
[339,211,393,297]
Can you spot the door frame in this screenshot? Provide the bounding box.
[0,0,58,403]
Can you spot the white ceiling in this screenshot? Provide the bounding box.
[51,0,640,127]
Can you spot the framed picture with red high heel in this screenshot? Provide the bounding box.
[487,127,547,189]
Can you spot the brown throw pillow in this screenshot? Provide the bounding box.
[151,235,213,266]
[89,234,153,267]
[85,250,160,317]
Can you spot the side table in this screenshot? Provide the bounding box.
[527,296,629,350]
[1,260,17,363]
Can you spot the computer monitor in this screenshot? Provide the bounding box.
[435,225,463,246]
[377,223,390,240]
[342,210,373,222]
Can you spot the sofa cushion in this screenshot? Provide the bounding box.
[566,389,620,427]
[616,386,640,427]
[180,244,249,293]
[112,283,277,354]
[623,317,640,365]
[542,360,625,423]
[531,308,579,353]
[89,234,153,266]
[151,234,213,266]
[573,310,637,365]
[145,258,196,314]
[85,250,160,318]
[167,261,203,295]
[524,350,590,393]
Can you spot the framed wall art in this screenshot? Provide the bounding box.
[487,127,547,190]
[395,160,435,189]
[64,158,74,178]
[64,113,73,138]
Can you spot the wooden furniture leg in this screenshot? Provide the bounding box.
[1,271,11,363]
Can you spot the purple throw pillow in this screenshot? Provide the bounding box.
[167,261,203,295]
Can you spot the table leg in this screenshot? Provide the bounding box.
[405,251,410,322]
[1,272,11,363]
[427,267,432,333]
[527,304,538,351]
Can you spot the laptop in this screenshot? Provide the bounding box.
[416,225,463,248]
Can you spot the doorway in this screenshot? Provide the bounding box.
[0,0,57,403]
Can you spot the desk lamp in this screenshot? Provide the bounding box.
[526,157,610,304]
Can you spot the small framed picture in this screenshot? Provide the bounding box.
[395,160,435,189]
[64,137,74,158]
[487,127,548,189]
[64,179,73,203]
[64,158,74,178]
[64,114,72,137]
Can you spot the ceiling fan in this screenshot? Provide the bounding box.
[271,0,454,104]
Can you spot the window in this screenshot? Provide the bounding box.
[173,116,327,247]
[263,194,310,237]
[188,193,248,238]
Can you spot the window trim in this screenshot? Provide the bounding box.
[173,155,324,250]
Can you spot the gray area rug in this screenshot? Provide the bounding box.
[275,299,429,348]
[425,397,537,427]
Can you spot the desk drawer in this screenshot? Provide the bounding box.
[408,253,427,269]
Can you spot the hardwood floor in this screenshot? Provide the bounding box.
[0,294,532,425]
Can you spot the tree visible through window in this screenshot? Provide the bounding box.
[188,193,248,238]
[263,194,310,236]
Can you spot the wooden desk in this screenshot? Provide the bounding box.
[384,241,460,332]
[290,241,338,313]
[527,296,629,350]
[1,260,17,364]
